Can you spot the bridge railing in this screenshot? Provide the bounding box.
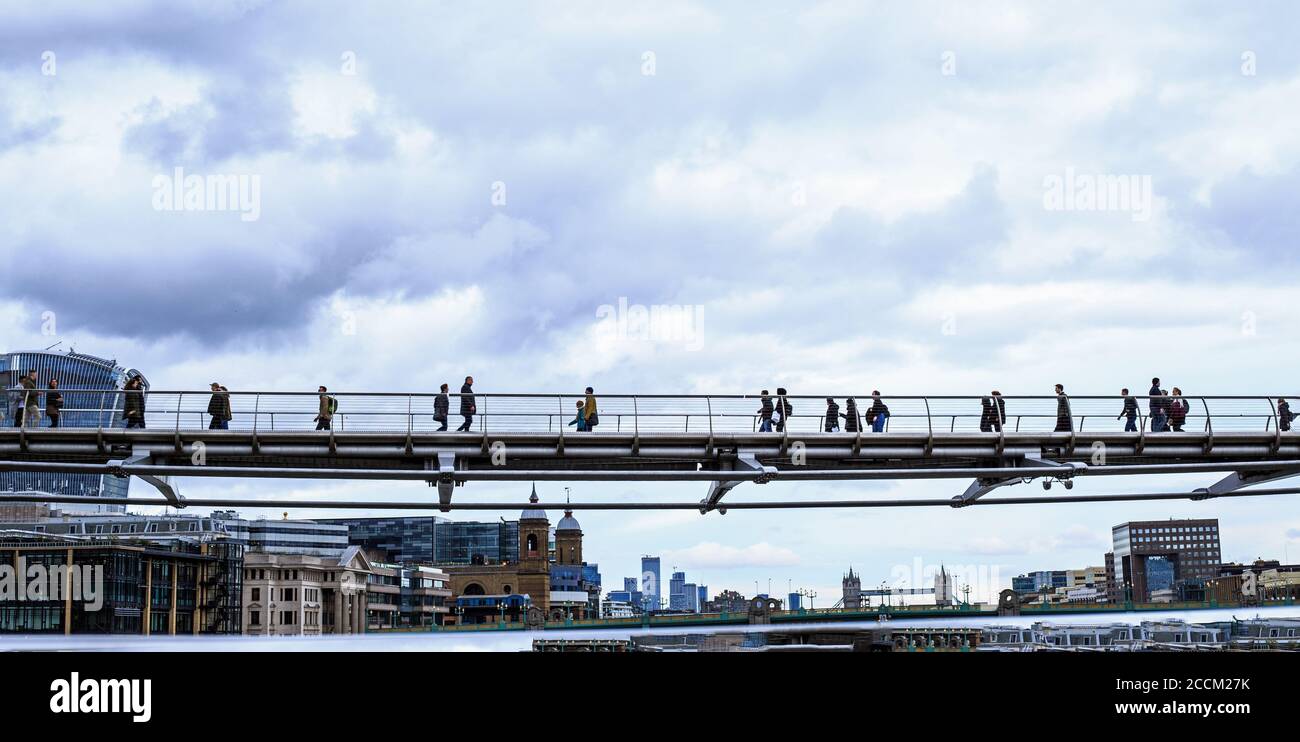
[2,391,1293,436]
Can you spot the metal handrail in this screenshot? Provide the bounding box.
[4,391,1294,435]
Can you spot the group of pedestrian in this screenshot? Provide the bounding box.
[13,374,1300,436]
[568,387,599,431]
[7,369,63,428]
[757,390,892,433]
[1114,377,1191,433]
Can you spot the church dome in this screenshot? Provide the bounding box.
[557,509,581,532]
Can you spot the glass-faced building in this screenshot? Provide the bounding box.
[641,556,661,612]
[1111,518,1222,601]
[1,350,149,513]
[324,515,519,566]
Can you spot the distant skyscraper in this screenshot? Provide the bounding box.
[641,556,661,612]
[697,584,708,609]
[623,577,638,593]
[669,570,687,610]
[1,349,148,513]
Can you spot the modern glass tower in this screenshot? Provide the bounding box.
[1,349,149,513]
[641,555,661,612]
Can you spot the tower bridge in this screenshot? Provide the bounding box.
[2,391,1299,513]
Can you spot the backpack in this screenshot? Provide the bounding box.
[328,396,338,414]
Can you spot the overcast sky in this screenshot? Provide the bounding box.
[3,1,1300,603]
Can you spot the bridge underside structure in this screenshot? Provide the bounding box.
[5,427,1300,513]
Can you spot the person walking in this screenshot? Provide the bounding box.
[1054,384,1072,432]
[456,376,476,432]
[207,383,231,429]
[774,388,792,432]
[843,397,861,433]
[1118,388,1138,432]
[45,379,62,428]
[567,400,588,431]
[867,391,889,433]
[1168,387,1189,432]
[757,390,774,433]
[979,397,994,432]
[990,391,1006,433]
[433,383,450,431]
[19,369,38,429]
[1279,398,1295,432]
[824,398,841,432]
[1148,378,1166,432]
[583,387,599,431]
[315,385,335,430]
[122,375,146,429]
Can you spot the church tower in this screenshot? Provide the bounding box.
[517,483,551,611]
[555,508,583,565]
[842,567,862,610]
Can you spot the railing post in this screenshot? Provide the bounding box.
[706,396,715,456]
[632,396,640,455]
[557,395,565,454]
[408,394,413,436]
[1267,396,1281,452]
[97,391,107,432]
[175,392,183,432]
[922,397,934,455]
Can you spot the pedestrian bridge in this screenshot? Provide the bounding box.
[2,391,1299,513]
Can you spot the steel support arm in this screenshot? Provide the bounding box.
[700,452,775,514]
[107,453,184,508]
[951,458,1086,507]
[1192,465,1300,500]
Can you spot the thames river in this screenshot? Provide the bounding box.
[1,605,1295,652]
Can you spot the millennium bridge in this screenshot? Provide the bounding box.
[2,391,1299,513]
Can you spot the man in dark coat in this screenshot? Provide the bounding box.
[1149,377,1165,432]
[990,390,1006,432]
[867,391,889,433]
[979,397,994,432]
[843,397,861,433]
[757,390,774,432]
[456,376,476,432]
[207,383,231,429]
[45,379,63,428]
[824,398,840,432]
[434,383,450,431]
[774,388,791,432]
[1279,398,1294,432]
[123,376,146,429]
[1054,384,1072,432]
[1118,388,1138,432]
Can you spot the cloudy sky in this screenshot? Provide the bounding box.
[3,1,1300,603]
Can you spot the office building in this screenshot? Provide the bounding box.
[245,518,350,557]
[366,563,452,629]
[0,533,242,635]
[669,570,687,610]
[1112,518,1222,602]
[324,515,519,566]
[641,556,661,612]
[1,349,148,514]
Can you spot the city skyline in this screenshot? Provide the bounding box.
[4,1,1300,610]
